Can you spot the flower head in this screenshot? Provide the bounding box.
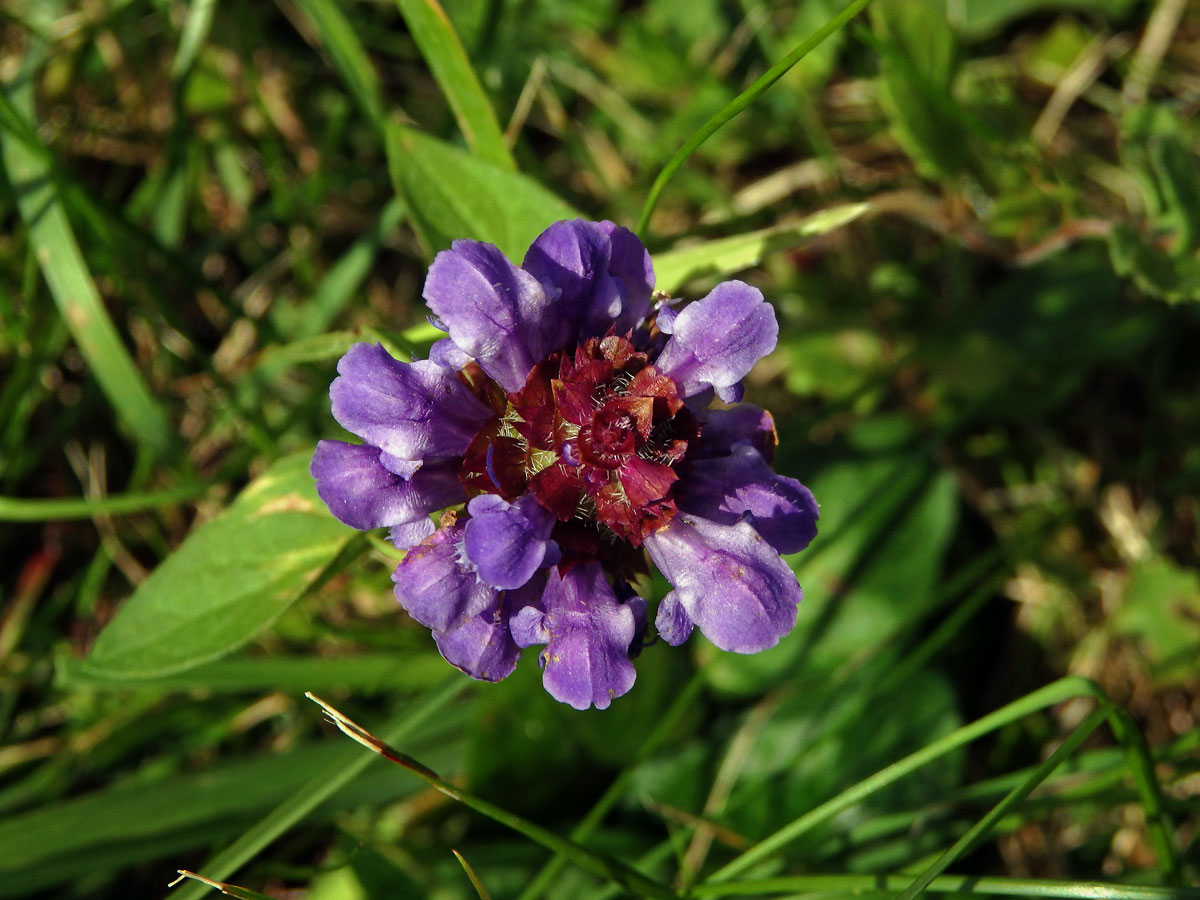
[312,219,818,709]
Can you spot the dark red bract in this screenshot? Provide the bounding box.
[458,334,698,553]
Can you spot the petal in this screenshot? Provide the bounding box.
[429,337,474,371]
[521,563,638,710]
[677,444,818,555]
[431,577,544,683]
[599,220,655,333]
[432,612,520,683]
[462,494,559,590]
[523,219,622,345]
[654,593,694,646]
[310,441,463,535]
[392,525,494,633]
[423,240,553,392]
[694,405,778,460]
[653,282,778,400]
[644,514,802,654]
[330,343,490,462]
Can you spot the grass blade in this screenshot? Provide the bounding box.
[894,708,1109,900]
[704,677,1175,884]
[307,693,683,900]
[1,50,175,459]
[691,874,1200,899]
[170,871,275,900]
[0,483,209,522]
[169,678,469,900]
[170,0,219,82]
[635,0,873,237]
[393,0,516,170]
[453,850,495,900]
[291,0,387,129]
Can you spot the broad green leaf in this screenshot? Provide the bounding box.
[871,0,967,178]
[1113,555,1200,683]
[386,122,579,260]
[292,0,387,128]
[653,203,868,294]
[1,49,175,458]
[394,0,516,170]
[79,453,355,679]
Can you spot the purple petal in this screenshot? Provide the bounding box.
[677,444,818,555]
[432,612,520,683]
[653,281,778,400]
[523,219,622,345]
[599,220,655,333]
[392,525,494,633]
[644,514,802,653]
[377,451,423,479]
[654,594,694,646]
[462,494,559,590]
[429,337,473,371]
[310,441,463,537]
[423,240,553,392]
[511,563,638,710]
[694,405,778,460]
[330,343,490,464]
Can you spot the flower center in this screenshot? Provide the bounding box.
[458,334,697,550]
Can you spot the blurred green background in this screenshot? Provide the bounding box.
[0,0,1198,897]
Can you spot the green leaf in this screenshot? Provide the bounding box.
[386,122,579,259]
[0,51,175,459]
[871,0,967,178]
[653,203,868,295]
[394,0,516,170]
[79,453,355,680]
[1109,225,1200,304]
[292,0,387,128]
[1112,555,1200,683]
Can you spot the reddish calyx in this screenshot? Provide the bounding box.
[459,334,697,548]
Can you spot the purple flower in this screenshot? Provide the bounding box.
[311,219,818,708]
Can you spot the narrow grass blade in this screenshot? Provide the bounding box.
[704,677,1173,884]
[453,850,495,900]
[1,53,175,458]
[393,0,516,170]
[635,0,873,237]
[170,0,219,82]
[169,678,468,900]
[516,670,708,900]
[653,203,869,294]
[0,483,209,522]
[691,874,1200,899]
[292,0,387,129]
[894,707,1109,900]
[306,693,682,900]
[169,871,274,900]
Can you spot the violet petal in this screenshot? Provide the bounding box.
[329,343,490,463]
[599,220,655,333]
[654,593,694,646]
[677,444,818,555]
[392,525,494,633]
[512,563,638,710]
[462,494,559,590]
[523,219,622,345]
[694,405,778,460]
[644,514,801,653]
[653,281,778,400]
[423,240,553,392]
[432,575,545,683]
[310,440,463,538]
